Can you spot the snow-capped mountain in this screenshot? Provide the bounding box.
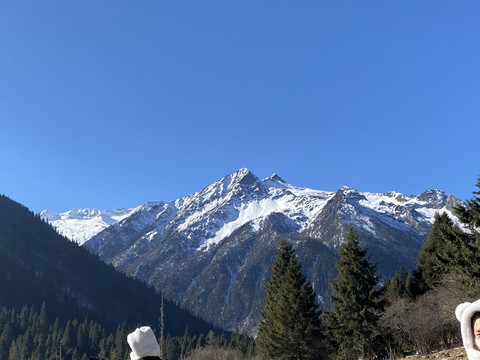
[42,168,462,335]
[40,208,135,245]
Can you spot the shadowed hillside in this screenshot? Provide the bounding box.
[0,194,217,336]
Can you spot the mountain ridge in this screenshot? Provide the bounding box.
[41,169,458,249]
[40,169,462,335]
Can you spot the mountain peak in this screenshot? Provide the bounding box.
[339,186,357,194]
[260,173,289,190]
[39,209,61,221]
[268,173,287,184]
[230,168,259,186]
[419,189,446,197]
[65,208,101,219]
[336,186,367,202]
[417,189,448,208]
[235,167,251,175]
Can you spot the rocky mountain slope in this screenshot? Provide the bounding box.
[42,168,461,335]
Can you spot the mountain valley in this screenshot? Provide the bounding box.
[41,169,462,335]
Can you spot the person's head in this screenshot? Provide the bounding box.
[127,326,161,360]
[472,312,480,340]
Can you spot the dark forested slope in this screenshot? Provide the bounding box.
[0,195,216,336]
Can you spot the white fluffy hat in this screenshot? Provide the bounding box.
[456,299,480,360]
[127,326,161,360]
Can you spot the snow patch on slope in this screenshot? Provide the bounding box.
[199,199,281,251]
[197,183,333,252]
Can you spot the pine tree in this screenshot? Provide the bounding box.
[76,319,88,355]
[180,326,193,358]
[413,179,480,294]
[0,340,8,360]
[38,302,49,338]
[88,322,103,355]
[31,344,43,360]
[159,293,165,358]
[164,334,181,360]
[0,323,13,360]
[20,327,34,359]
[98,334,113,359]
[404,271,416,299]
[61,320,76,355]
[452,176,480,285]
[7,340,18,360]
[205,330,217,348]
[414,212,463,293]
[113,323,130,360]
[384,267,406,301]
[71,347,81,360]
[256,239,322,360]
[18,305,29,331]
[455,176,480,239]
[325,227,384,360]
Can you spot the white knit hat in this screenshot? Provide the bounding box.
[127,326,161,360]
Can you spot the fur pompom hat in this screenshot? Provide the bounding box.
[456,299,480,360]
[127,326,161,360]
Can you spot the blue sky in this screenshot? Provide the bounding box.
[1,1,479,213]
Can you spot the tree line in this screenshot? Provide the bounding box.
[0,302,256,360]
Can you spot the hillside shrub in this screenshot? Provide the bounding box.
[380,272,475,358]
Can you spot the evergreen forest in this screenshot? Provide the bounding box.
[0,302,255,360]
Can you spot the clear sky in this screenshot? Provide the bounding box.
[1,1,479,214]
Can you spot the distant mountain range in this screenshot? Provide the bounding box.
[40,207,135,245]
[40,168,461,335]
